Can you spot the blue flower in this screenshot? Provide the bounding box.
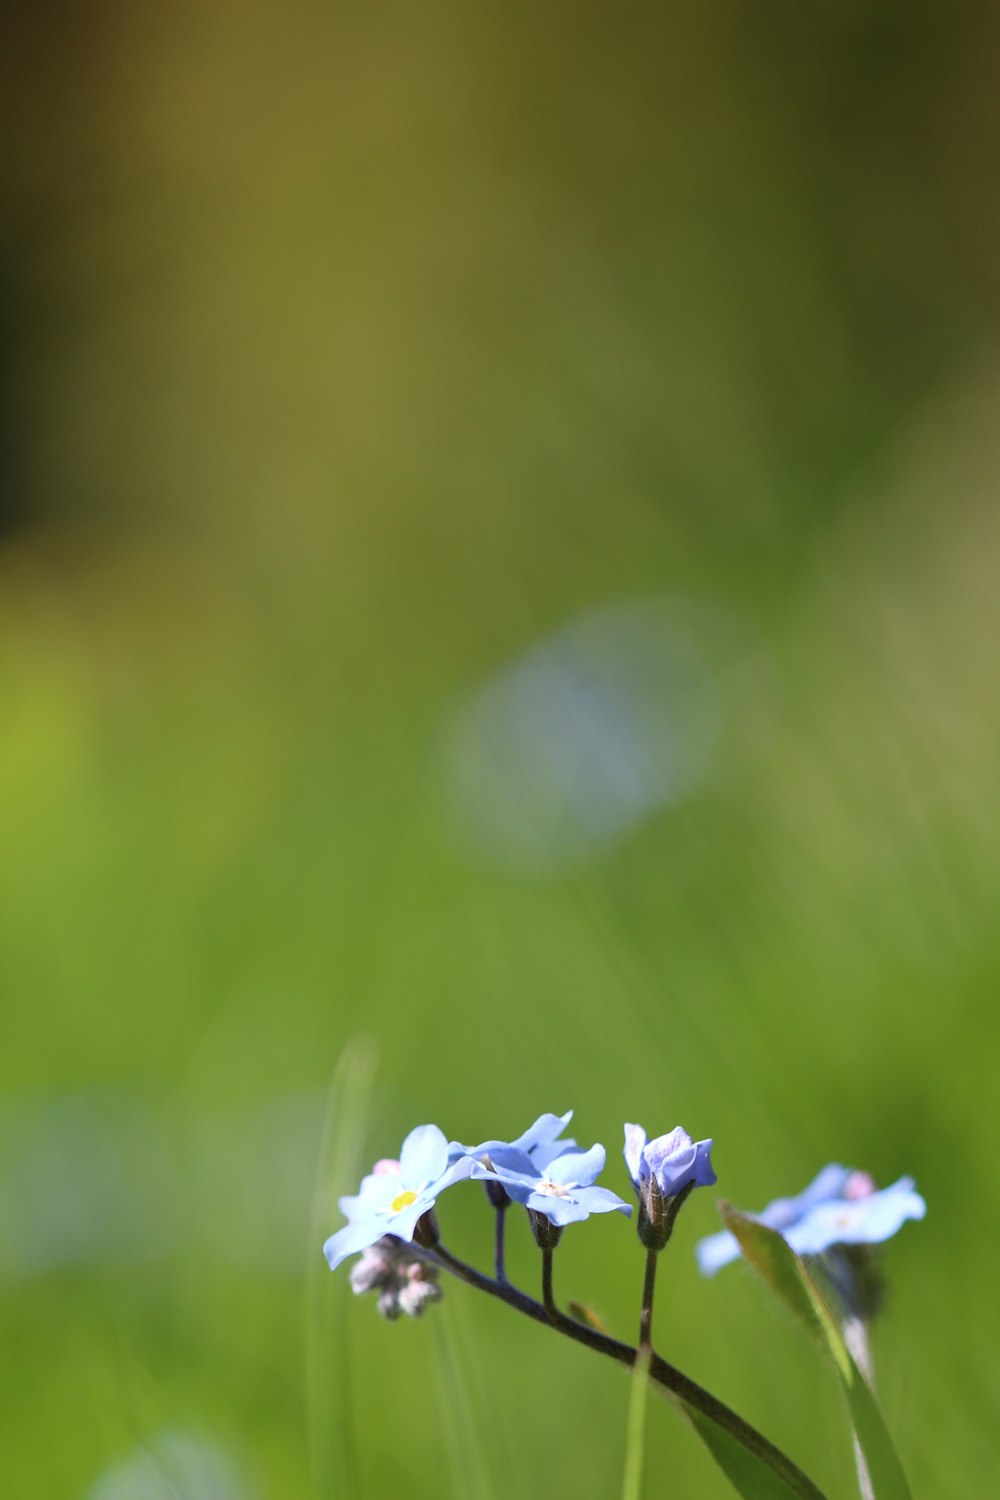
[696,1166,926,1276]
[624,1123,716,1249]
[448,1110,576,1171]
[324,1124,473,1271]
[624,1123,716,1199]
[481,1142,632,1227]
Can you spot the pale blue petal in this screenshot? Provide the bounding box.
[526,1192,592,1226]
[513,1111,574,1154]
[623,1123,647,1185]
[448,1137,499,1163]
[487,1146,537,1177]
[648,1137,697,1194]
[448,1110,573,1165]
[323,1218,384,1270]
[338,1173,398,1219]
[436,1155,476,1190]
[690,1138,717,1188]
[384,1196,431,1244]
[645,1126,692,1169]
[759,1164,850,1231]
[572,1184,632,1216]
[400,1125,448,1187]
[531,1137,578,1170]
[547,1144,606,1186]
[787,1181,926,1256]
[696,1229,742,1276]
[485,1165,541,1205]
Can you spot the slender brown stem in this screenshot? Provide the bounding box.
[541,1247,557,1317]
[494,1206,508,1283]
[639,1248,657,1350]
[427,1240,828,1500]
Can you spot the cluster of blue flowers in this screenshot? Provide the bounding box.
[323,1110,925,1283]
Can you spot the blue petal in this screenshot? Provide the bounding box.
[572,1184,632,1216]
[645,1127,714,1196]
[690,1138,717,1189]
[324,1218,384,1270]
[531,1136,579,1170]
[448,1110,574,1165]
[695,1229,742,1276]
[483,1161,541,1206]
[385,1195,432,1243]
[338,1172,399,1219]
[546,1144,606,1186]
[758,1163,850,1231]
[400,1125,449,1187]
[487,1146,537,1177]
[513,1111,574,1154]
[623,1123,647,1185]
[448,1137,498,1163]
[526,1192,593,1226]
[436,1155,476,1191]
[787,1179,926,1255]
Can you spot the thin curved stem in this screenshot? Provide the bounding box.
[541,1247,559,1317]
[494,1206,507,1284]
[639,1249,657,1350]
[428,1240,828,1500]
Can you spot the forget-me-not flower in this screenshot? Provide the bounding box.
[324,1124,473,1271]
[696,1165,926,1276]
[624,1123,716,1249]
[449,1110,576,1170]
[481,1141,632,1228]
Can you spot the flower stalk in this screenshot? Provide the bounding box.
[493,1202,508,1283]
[638,1248,657,1350]
[428,1238,829,1500]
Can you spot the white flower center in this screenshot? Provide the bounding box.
[536,1177,572,1198]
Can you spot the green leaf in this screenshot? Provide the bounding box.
[683,1405,820,1500]
[650,1362,830,1500]
[304,1036,379,1500]
[719,1203,914,1500]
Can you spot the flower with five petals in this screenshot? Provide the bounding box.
[324,1124,473,1271]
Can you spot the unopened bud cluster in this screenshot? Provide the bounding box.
[349,1235,442,1320]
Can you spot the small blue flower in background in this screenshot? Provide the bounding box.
[324,1124,473,1271]
[696,1165,926,1276]
[449,1110,576,1170]
[482,1142,633,1226]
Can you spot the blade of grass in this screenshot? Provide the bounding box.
[621,1344,651,1500]
[305,1036,379,1500]
[430,1300,502,1500]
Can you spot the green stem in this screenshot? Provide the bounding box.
[428,1240,828,1500]
[639,1249,657,1350]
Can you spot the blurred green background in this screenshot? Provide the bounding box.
[3,3,999,1496]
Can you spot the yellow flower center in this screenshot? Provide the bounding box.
[391,1189,418,1213]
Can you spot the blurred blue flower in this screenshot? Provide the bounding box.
[696,1166,926,1276]
[482,1142,632,1227]
[324,1125,473,1271]
[449,1110,576,1171]
[624,1123,716,1199]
